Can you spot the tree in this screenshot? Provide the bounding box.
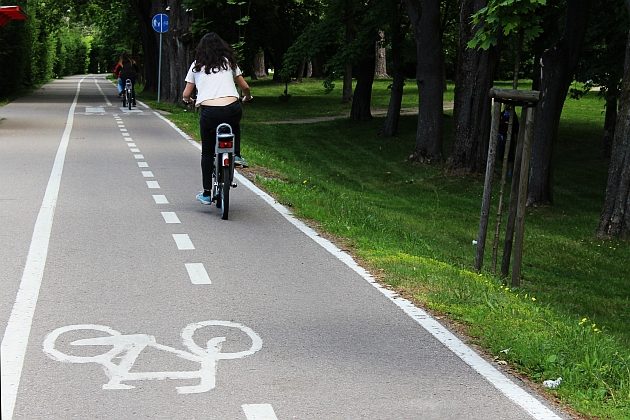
[527,0,591,206]
[449,0,498,173]
[381,2,408,137]
[404,0,444,162]
[597,1,630,239]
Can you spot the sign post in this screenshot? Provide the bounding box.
[152,13,169,102]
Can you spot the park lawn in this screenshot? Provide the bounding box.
[149,79,629,419]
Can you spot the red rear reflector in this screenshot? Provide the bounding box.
[219,141,233,148]
[223,157,230,166]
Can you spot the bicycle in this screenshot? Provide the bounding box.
[212,123,236,220]
[121,78,135,110]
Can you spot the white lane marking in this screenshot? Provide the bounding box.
[173,234,194,250]
[125,138,133,142]
[138,162,149,168]
[153,101,563,420]
[93,77,112,106]
[119,128,127,132]
[242,404,278,420]
[122,133,130,137]
[161,212,180,224]
[134,154,144,159]
[86,107,105,113]
[130,148,140,153]
[142,171,154,178]
[146,181,160,189]
[43,321,262,394]
[127,143,137,147]
[153,195,169,204]
[1,76,86,420]
[185,263,211,285]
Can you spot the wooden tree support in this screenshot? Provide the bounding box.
[475,88,540,287]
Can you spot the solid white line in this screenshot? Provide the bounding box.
[153,100,562,420]
[172,234,194,250]
[242,404,278,420]
[161,212,180,224]
[133,154,144,159]
[93,77,112,106]
[146,181,160,189]
[152,195,169,204]
[141,171,154,178]
[130,148,140,153]
[1,76,86,420]
[184,263,211,285]
[137,162,149,168]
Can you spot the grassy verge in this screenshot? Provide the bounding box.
[148,79,629,419]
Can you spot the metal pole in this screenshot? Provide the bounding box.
[157,32,162,103]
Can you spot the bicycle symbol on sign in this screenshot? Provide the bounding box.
[43,320,262,394]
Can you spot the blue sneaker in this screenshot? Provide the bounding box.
[196,192,212,205]
[234,156,248,168]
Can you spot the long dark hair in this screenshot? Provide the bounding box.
[193,32,237,74]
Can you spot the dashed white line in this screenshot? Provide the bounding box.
[146,181,160,189]
[184,263,211,285]
[161,212,180,224]
[172,234,194,250]
[130,148,140,153]
[138,162,149,168]
[152,194,169,204]
[242,404,278,420]
[127,143,137,147]
[142,171,154,178]
[120,128,127,132]
[125,138,133,142]
[134,154,144,159]
[122,133,130,137]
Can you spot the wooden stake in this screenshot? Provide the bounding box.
[475,100,502,271]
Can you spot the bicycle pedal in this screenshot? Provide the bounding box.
[231,182,237,188]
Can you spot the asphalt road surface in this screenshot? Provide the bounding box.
[1,75,567,420]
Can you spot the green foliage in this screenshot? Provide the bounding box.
[468,0,547,50]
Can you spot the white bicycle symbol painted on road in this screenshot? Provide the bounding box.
[43,320,262,394]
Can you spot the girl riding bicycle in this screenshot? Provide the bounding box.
[182,32,252,205]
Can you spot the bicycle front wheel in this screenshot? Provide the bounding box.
[220,165,230,220]
[128,91,132,110]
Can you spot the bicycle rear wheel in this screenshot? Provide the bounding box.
[220,166,230,220]
[122,92,127,108]
[128,90,132,110]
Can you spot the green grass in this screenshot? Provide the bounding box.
[150,79,630,419]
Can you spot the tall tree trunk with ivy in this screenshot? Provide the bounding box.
[162,0,193,103]
[405,0,444,162]
[597,12,630,239]
[132,0,160,93]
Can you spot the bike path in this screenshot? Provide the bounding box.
[1,75,566,419]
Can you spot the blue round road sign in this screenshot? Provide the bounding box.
[152,13,169,33]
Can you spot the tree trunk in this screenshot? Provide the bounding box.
[603,88,618,157]
[405,0,444,162]
[342,8,355,103]
[132,0,160,93]
[597,26,630,239]
[162,0,193,103]
[382,4,405,137]
[350,48,376,121]
[306,60,313,78]
[448,0,498,173]
[527,0,591,206]
[374,30,388,78]
[253,49,266,79]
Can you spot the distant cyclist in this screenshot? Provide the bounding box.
[182,32,253,205]
[113,53,138,99]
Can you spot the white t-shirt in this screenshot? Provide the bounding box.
[185,60,242,106]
